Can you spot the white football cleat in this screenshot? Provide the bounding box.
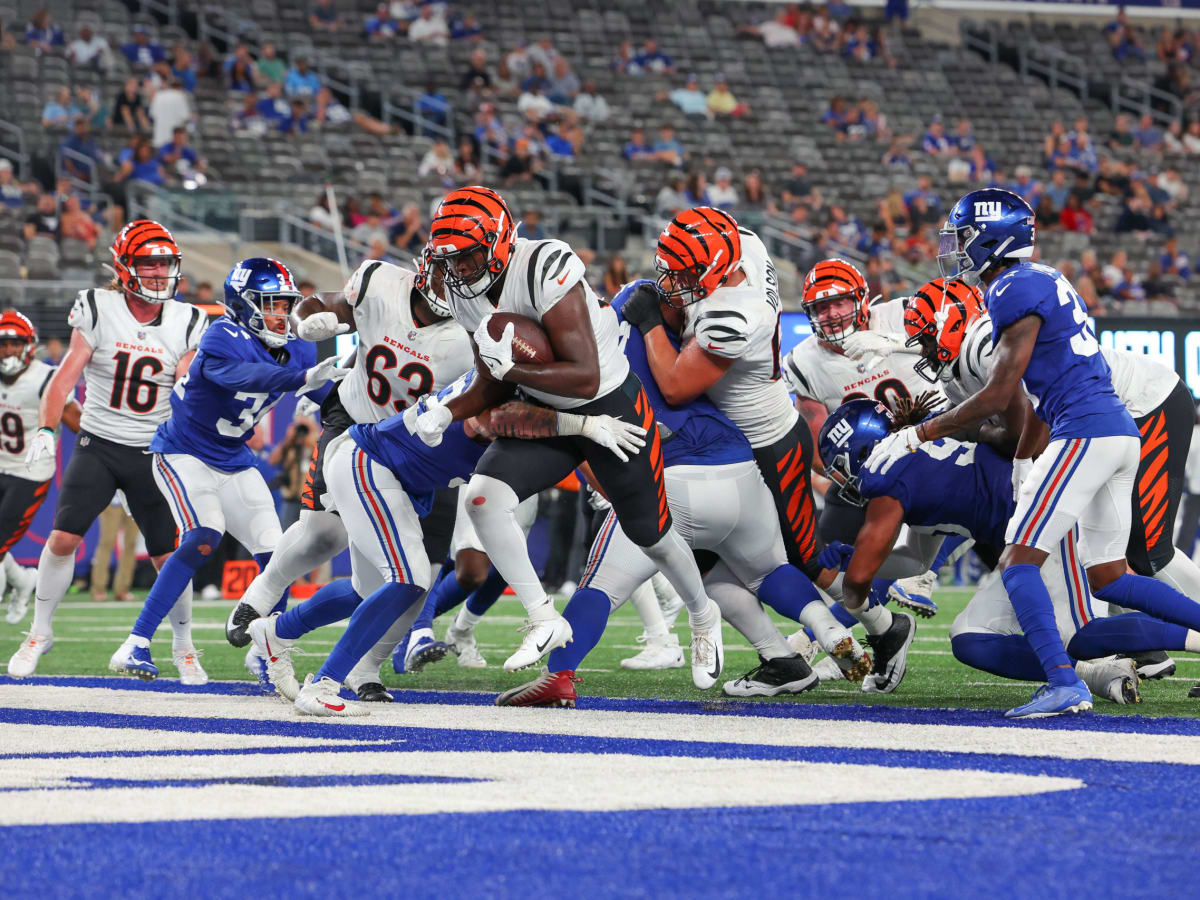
[1076,657,1141,705]
[8,632,52,677]
[445,623,487,668]
[887,569,939,618]
[620,632,684,670]
[786,628,818,665]
[294,674,369,717]
[504,614,573,673]
[812,655,844,683]
[248,614,299,700]
[4,566,35,625]
[689,601,724,690]
[171,647,208,686]
[814,626,872,683]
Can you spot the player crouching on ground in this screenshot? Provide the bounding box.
[108,258,348,680]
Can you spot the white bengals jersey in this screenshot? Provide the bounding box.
[0,359,57,482]
[783,298,946,415]
[338,260,474,423]
[447,237,628,410]
[682,229,797,448]
[950,315,1179,420]
[69,288,206,447]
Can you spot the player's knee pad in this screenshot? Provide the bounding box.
[175,526,223,568]
[464,474,520,519]
[297,509,346,558]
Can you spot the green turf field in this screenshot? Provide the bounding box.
[6,586,1200,716]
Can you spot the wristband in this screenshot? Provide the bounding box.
[556,412,585,436]
[37,427,53,435]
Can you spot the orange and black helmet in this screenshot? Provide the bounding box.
[111,219,181,304]
[903,277,987,383]
[426,186,515,300]
[801,258,869,345]
[0,310,37,377]
[654,207,742,308]
[413,252,451,319]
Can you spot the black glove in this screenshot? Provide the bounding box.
[621,282,666,336]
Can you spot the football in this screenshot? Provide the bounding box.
[486,312,555,364]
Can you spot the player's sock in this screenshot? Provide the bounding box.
[756,564,821,620]
[315,581,424,684]
[628,579,670,640]
[1154,549,1200,605]
[131,528,222,641]
[1066,612,1200,658]
[826,579,891,626]
[0,553,10,597]
[464,566,507,616]
[1094,572,1200,632]
[168,583,194,651]
[247,509,348,615]
[640,528,711,619]
[950,633,1047,681]
[1001,563,1076,686]
[464,475,555,621]
[253,552,287,615]
[31,545,75,635]
[547,586,609,672]
[275,578,362,640]
[931,535,966,571]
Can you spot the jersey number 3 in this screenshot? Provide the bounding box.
[365,345,434,411]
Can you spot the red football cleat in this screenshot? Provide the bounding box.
[494,668,580,707]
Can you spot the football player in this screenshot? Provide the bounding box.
[245,369,643,715]
[0,311,78,625]
[870,187,1200,717]
[904,276,1199,680]
[10,221,206,679]
[225,253,474,697]
[781,258,954,617]
[410,187,726,688]
[108,258,346,680]
[819,400,1200,703]
[498,280,879,707]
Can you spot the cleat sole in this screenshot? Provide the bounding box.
[830,637,872,683]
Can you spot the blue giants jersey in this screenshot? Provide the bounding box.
[611,295,751,468]
[150,318,316,471]
[350,418,485,514]
[987,262,1136,440]
[858,438,1012,548]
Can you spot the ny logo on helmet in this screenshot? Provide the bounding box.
[828,419,854,447]
[973,201,1004,220]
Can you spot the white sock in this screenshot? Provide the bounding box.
[244,510,348,615]
[797,602,852,654]
[453,605,482,632]
[127,634,150,649]
[0,553,9,597]
[169,582,194,651]
[847,599,894,636]
[1185,630,1200,653]
[639,528,710,618]
[1155,549,1200,602]
[464,475,553,619]
[703,565,790,660]
[32,545,75,635]
[629,579,669,640]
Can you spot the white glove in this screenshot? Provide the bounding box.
[1012,456,1033,502]
[841,331,905,370]
[297,355,352,397]
[473,315,516,380]
[295,396,320,419]
[296,311,350,342]
[402,395,453,447]
[25,428,54,468]
[580,414,647,462]
[864,426,923,475]
[586,486,612,512]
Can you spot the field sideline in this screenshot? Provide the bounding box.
[5,586,1200,717]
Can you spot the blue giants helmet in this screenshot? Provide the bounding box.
[818,399,895,505]
[937,188,1035,286]
[224,257,302,348]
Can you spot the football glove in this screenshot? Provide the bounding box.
[1012,456,1033,502]
[586,486,612,512]
[864,426,923,475]
[818,541,855,572]
[403,394,453,447]
[297,355,351,397]
[841,330,906,371]
[296,311,350,342]
[557,412,647,462]
[25,427,54,468]
[620,282,666,336]
[474,315,515,380]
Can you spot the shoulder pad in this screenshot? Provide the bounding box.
[693,304,752,359]
[782,342,817,398]
[525,240,584,311]
[67,289,99,334]
[343,259,389,309]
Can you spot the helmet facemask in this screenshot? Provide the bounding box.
[119,252,182,303]
[414,253,453,318]
[433,241,501,301]
[241,289,299,348]
[0,339,30,376]
[804,290,865,345]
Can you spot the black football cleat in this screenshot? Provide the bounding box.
[225,601,259,648]
[722,653,819,697]
[862,610,916,694]
[1128,650,1176,680]
[355,682,395,703]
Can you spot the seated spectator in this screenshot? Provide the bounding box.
[547,58,580,106]
[1108,114,1135,152]
[903,176,941,213]
[528,36,562,73]
[60,194,100,249]
[1008,165,1042,206]
[1114,268,1146,303]
[256,82,292,126]
[353,213,388,247]
[158,128,204,182]
[543,118,576,157]
[1095,156,1132,197]
[743,10,801,48]
[149,77,191,148]
[741,170,776,216]
[633,39,674,75]
[785,204,816,243]
[1106,9,1145,62]
[0,160,29,209]
[1163,120,1186,154]
[1133,113,1163,150]
[169,45,197,92]
[473,103,508,157]
[669,75,708,117]
[1115,190,1153,234]
[862,222,889,258]
[1154,167,1188,205]
[1101,250,1127,291]
[810,6,840,51]
[707,76,747,118]
[828,205,866,249]
[517,82,553,121]
[25,9,64,54]
[850,99,888,142]
[653,125,684,166]
[460,47,494,99]
[781,162,813,210]
[453,138,481,184]
[24,193,60,240]
[623,127,655,162]
[408,5,448,44]
[881,138,912,170]
[708,167,739,209]
[1160,236,1192,280]
[68,24,110,71]
[228,56,258,93]
[285,57,322,98]
[655,175,688,217]
[1043,119,1067,161]
[684,171,710,206]
[501,139,540,185]
[574,80,609,122]
[42,87,73,128]
[1184,120,1200,155]
[366,194,397,225]
[309,194,337,230]
[521,63,550,95]
[1035,195,1060,230]
[123,25,165,68]
[418,139,455,181]
[952,117,976,153]
[1142,262,1175,302]
[613,40,639,75]
[908,193,940,230]
[505,43,532,82]
[60,118,101,183]
[1043,168,1070,210]
[967,143,995,183]
[364,4,400,40]
[822,95,850,137]
[841,22,876,61]
[921,117,953,155]
[281,99,312,135]
[449,11,482,41]
[878,187,910,237]
[417,81,451,134]
[1045,135,1076,173]
[122,139,167,186]
[257,43,286,85]
[1149,201,1173,237]
[311,0,340,31]
[517,209,547,241]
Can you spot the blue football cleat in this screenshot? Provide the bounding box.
[1005,678,1093,719]
[109,643,158,681]
[403,629,448,673]
[245,645,276,692]
[887,571,939,618]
